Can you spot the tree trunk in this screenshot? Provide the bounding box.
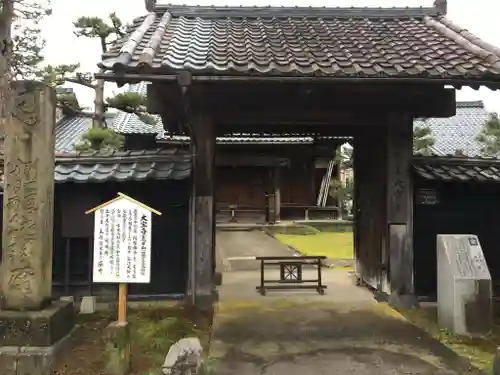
[0,0,15,139]
[93,74,105,128]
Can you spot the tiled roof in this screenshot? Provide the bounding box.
[99,3,500,85]
[414,101,489,157]
[0,149,190,188]
[413,156,500,182]
[54,149,190,183]
[55,114,115,152]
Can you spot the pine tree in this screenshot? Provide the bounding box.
[0,0,51,138]
[37,13,156,151]
[413,124,435,155]
[476,112,500,156]
[1,0,50,77]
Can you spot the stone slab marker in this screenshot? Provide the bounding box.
[0,81,55,310]
[0,82,75,375]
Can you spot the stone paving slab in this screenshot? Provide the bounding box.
[216,230,295,271]
[210,270,483,375]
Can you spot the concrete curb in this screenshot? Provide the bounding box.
[215,234,232,273]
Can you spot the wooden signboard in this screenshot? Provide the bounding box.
[85,193,161,322]
[416,188,439,205]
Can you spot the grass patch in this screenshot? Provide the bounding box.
[53,304,213,375]
[401,306,498,372]
[275,232,354,259]
[304,220,353,233]
[266,225,320,236]
[130,305,212,365]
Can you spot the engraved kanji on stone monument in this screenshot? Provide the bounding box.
[0,81,56,310]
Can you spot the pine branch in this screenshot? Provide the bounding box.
[109,12,126,38]
[56,104,96,119]
[6,0,51,79]
[413,123,435,153]
[74,126,124,151]
[476,112,500,156]
[64,76,96,89]
[106,92,158,125]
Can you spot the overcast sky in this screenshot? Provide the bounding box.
[40,0,500,113]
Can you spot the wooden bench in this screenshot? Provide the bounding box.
[280,205,339,220]
[255,256,327,295]
[217,205,265,222]
[304,206,339,220]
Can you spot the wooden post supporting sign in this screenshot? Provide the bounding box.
[118,283,128,323]
[85,192,161,375]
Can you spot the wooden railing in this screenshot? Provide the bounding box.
[255,256,327,295]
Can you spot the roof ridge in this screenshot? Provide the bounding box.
[154,3,440,18]
[433,0,447,15]
[99,4,500,87]
[456,100,485,108]
[424,16,500,73]
[438,17,500,59]
[414,155,500,165]
[145,0,156,12]
[56,149,191,164]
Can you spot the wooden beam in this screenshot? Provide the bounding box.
[216,155,287,167]
[216,121,378,136]
[194,84,455,116]
[386,113,416,308]
[154,82,456,128]
[146,82,181,114]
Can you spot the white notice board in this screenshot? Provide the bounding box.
[91,196,154,283]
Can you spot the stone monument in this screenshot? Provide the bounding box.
[437,234,492,336]
[0,82,75,375]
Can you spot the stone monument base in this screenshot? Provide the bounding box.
[0,300,76,375]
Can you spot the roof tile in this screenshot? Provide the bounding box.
[100,4,500,83]
[55,114,115,152]
[54,160,189,183]
[414,101,489,157]
[111,82,163,134]
[56,149,190,184]
[413,156,500,182]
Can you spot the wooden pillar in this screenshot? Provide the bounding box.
[273,165,281,222]
[335,145,343,220]
[353,127,386,291]
[190,113,216,309]
[0,81,56,310]
[386,114,416,306]
[310,145,317,205]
